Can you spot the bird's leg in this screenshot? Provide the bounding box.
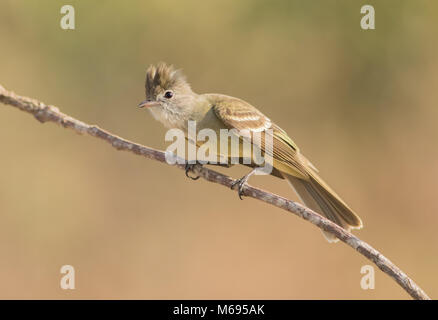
[185,162,202,180]
[231,168,259,200]
[185,160,233,181]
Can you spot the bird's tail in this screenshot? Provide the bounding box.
[283,172,363,242]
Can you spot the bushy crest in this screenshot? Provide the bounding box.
[145,62,190,98]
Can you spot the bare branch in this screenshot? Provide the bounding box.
[0,84,430,300]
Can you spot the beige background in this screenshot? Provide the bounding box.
[0,0,437,299]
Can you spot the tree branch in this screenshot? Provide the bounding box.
[0,84,430,300]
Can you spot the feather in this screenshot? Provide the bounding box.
[210,94,308,178]
[145,62,191,99]
[208,93,363,240]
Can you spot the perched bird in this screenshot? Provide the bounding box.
[139,62,363,242]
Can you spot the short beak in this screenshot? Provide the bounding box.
[138,99,160,108]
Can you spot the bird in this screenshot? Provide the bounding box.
[138,62,363,242]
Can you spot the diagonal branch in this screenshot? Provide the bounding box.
[0,84,430,300]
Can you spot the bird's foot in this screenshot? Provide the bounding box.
[231,168,260,200]
[231,174,252,200]
[185,162,201,180]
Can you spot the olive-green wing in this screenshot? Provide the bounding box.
[211,95,309,179]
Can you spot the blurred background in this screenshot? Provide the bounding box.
[0,0,437,299]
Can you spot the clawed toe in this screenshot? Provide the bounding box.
[231,177,247,200]
[185,163,201,180]
[230,168,259,200]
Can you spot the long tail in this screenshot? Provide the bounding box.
[283,172,363,242]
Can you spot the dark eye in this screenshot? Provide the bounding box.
[164,91,173,99]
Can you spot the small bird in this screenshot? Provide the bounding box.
[139,62,363,242]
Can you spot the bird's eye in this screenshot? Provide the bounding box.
[164,91,173,99]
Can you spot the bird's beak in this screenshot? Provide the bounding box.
[138,100,160,108]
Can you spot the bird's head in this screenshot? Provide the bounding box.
[139,62,193,110]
